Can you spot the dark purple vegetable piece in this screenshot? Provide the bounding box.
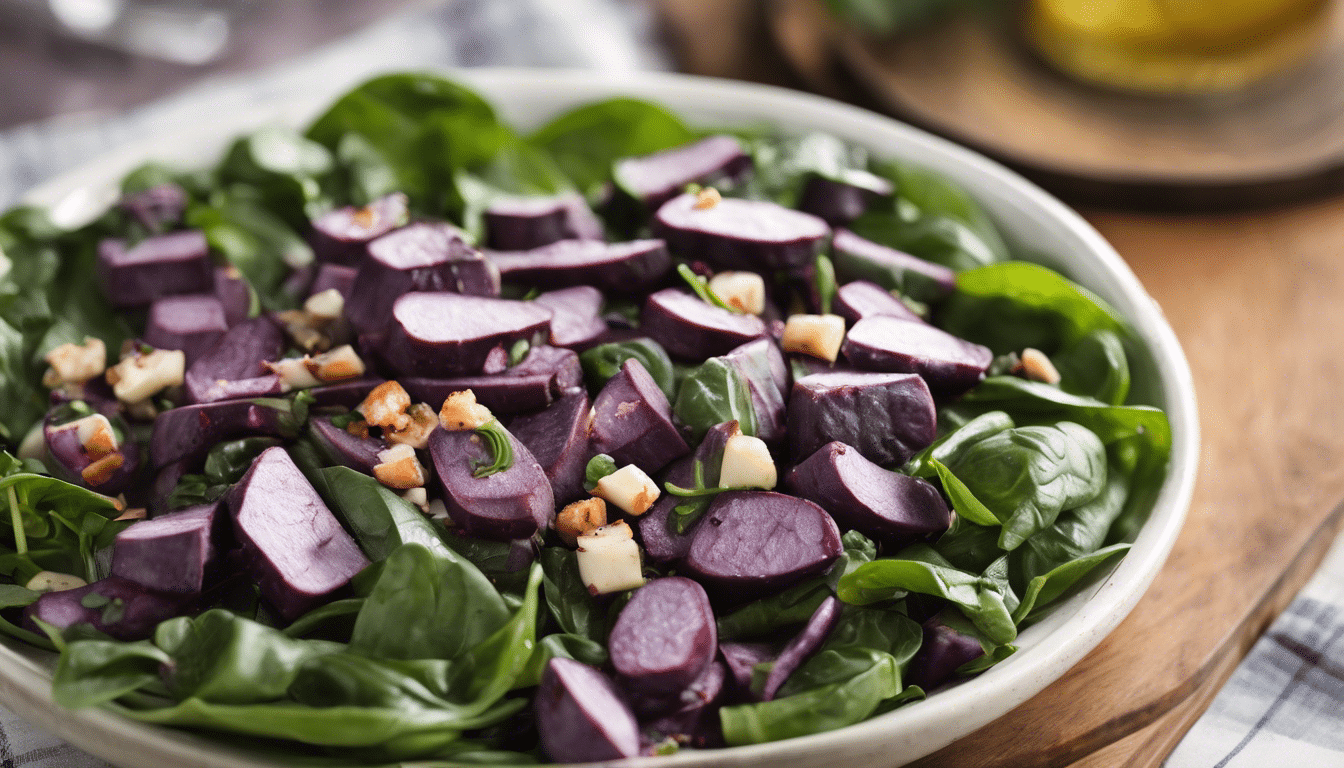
[610,577,717,711]
[842,315,994,396]
[786,441,951,547]
[378,292,551,378]
[613,135,752,209]
[641,288,768,362]
[347,222,501,334]
[214,266,253,327]
[97,230,213,308]
[653,193,830,272]
[536,658,641,763]
[484,193,603,251]
[149,460,191,517]
[831,229,957,303]
[797,173,894,227]
[694,420,742,487]
[119,183,188,232]
[533,286,606,349]
[43,412,141,495]
[683,491,842,602]
[227,447,369,620]
[637,458,697,564]
[589,358,689,474]
[184,316,286,404]
[428,426,554,541]
[720,642,777,698]
[723,339,788,441]
[308,192,409,266]
[24,577,189,641]
[487,238,671,294]
[788,371,937,467]
[833,280,922,325]
[906,615,986,691]
[307,377,386,409]
[111,503,223,593]
[308,263,357,301]
[761,596,842,701]
[310,417,385,475]
[144,294,229,365]
[642,661,726,750]
[402,345,579,415]
[149,399,291,469]
[507,389,590,505]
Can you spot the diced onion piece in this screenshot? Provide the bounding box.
[592,464,661,516]
[106,348,185,403]
[781,314,845,363]
[373,443,426,489]
[25,571,87,593]
[557,498,608,547]
[719,434,777,490]
[439,390,494,431]
[265,357,322,392]
[576,521,645,595]
[303,288,345,320]
[70,413,119,458]
[360,381,413,432]
[400,487,429,514]
[708,271,766,315]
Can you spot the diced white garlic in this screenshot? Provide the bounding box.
[360,381,413,432]
[308,345,364,382]
[1020,348,1062,385]
[24,571,87,593]
[708,271,766,315]
[72,413,119,458]
[556,498,608,547]
[106,348,185,404]
[265,357,323,392]
[438,389,493,431]
[719,434,777,490]
[576,521,645,595]
[592,464,660,516]
[427,498,450,521]
[400,487,430,514]
[388,403,438,450]
[373,443,426,490]
[781,314,846,363]
[303,288,345,320]
[42,337,106,387]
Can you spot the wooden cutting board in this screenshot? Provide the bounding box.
[657,2,1344,766]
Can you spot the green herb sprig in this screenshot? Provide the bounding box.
[470,420,514,478]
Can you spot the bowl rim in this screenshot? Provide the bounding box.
[8,67,1200,768]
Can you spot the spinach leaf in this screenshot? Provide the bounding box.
[1015,466,1131,586]
[187,191,311,309]
[440,533,534,598]
[0,583,50,648]
[0,461,124,584]
[1055,328,1130,406]
[583,454,618,493]
[904,410,1014,477]
[848,212,1002,272]
[51,639,171,709]
[311,466,450,563]
[934,516,1003,574]
[539,547,605,642]
[1012,544,1130,624]
[579,339,676,400]
[880,160,1009,260]
[717,578,833,641]
[218,126,335,232]
[203,437,282,486]
[928,459,1000,527]
[282,598,365,640]
[673,357,758,442]
[529,98,695,195]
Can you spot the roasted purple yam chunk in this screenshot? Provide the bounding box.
[402,345,579,415]
[214,266,253,327]
[43,412,140,494]
[614,135,752,209]
[483,193,603,251]
[533,286,606,349]
[788,372,937,467]
[308,192,409,266]
[643,661,726,749]
[119,183,188,233]
[786,441,951,547]
[310,417,385,474]
[111,503,222,593]
[379,292,551,378]
[641,288,768,361]
[720,642,777,699]
[761,596,842,701]
[683,491,842,601]
[843,315,994,396]
[609,577,718,710]
[638,458,697,563]
[184,316,286,404]
[905,615,986,691]
[488,238,671,294]
[508,389,590,505]
[831,229,957,304]
[653,193,830,272]
[347,222,501,334]
[723,338,788,441]
[589,358,689,474]
[536,658,641,763]
[150,399,290,469]
[833,280,922,325]
[428,426,554,541]
[24,577,188,641]
[227,447,369,621]
[798,172,894,227]
[97,230,213,308]
[308,263,357,301]
[144,294,229,365]
[307,377,386,409]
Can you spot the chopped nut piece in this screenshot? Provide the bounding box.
[693,186,722,210]
[781,314,846,363]
[388,403,438,450]
[124,399,159,422]
[557,498,608,547]
[439,389,494,431]
[308,344,365,382]
[24,571,88,593]
[345,419,371,439]
[107,348,185,404]
[43,337,106,388]
[115,508,148,522]
[400,487,430,514]
[265,357,322,392]
[360,381,413,432]
[304,288,345,320]
[72,413,119,459]
[576,521,645,595]
[81,452,125,487]
[1020,348,1062,385]
[719,434,777,490]
[276,309,332,353]
[708,271,766,315]
[592,465,660,516]
[373,443,426,489]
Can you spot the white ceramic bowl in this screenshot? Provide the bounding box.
[8,69,1199,768]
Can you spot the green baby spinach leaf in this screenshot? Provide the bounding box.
[311,466,449,563]
[579,338,676,400]
[673,357,758,442]
[904,410,1015,477]
[1012,543,1130,624]
[1055,328,1131,406]
[539,547,605,642]
[52,639,172,709]
[529,98,694,195]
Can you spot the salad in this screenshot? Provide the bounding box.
[0,73,1172,765]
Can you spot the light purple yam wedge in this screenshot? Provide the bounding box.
[183,316,286,404]
[761,596,842,701]
[379,292,551,378]
[307,377,386,409]
[642,661,726,750]
[614,135,753,209]
[533,286,606,349]
[589,358,689,474]
[610,577,718,711]
[536,658,641,763]
[484,193,603,251]
[308,192,409,266]
[402,345,579,415]
[831,229,957,304]
[24,577,188,641]
[723,339,787,441]
[720,642,777,700]
[832,280,922,325]
[905,614,986,691]
[788,371,937,467]
[653,193,830,272]
[428,425,554,541]
[144,294,229,365]
[842,315,994,396]
[111,502,224,593]
[508,389,591,505]
[641,288,767,361]
[638,458,695,564]
[43,411,140,495]
[797,172,894,227]
[310,417,385,475]
[488,238,671,294]
[149,399,292,469]
[309,263,357,301]
[227,447,369,620]
[97,230,213,308]
[214,266,253,327]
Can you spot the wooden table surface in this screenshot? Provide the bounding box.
[659,1,1344,766]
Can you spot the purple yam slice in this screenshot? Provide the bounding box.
[637,458,697,564]
[144,294,229,365]
[119,183,188,233]
[761,596,842,701]
[653,194,830,272]
[184,316,286,404]
[641,288,768,361]
[610,577,717,709]
[536,658,641,763]
[43,412,141,495]
[723,339,788,441]
[307,377,386,409]
[905,615,986,691]
[533,286,606,349]
[227,447,369,620]
[402,345,580,415]
[347,222,501,334]
[150,460,191,517]
[614,135,753,209]
[589,358,690,474]
[484,193,603,251]
[786,441,951,547]
[24,577,188,641]
[797,172,894,227]
[308,192,409,266]
[789,371,937,467]
[643,661,726,750]
[111,502,223,593]
[310,417,385,475]
[379,292,551,378]
[214,266,254,327]
[831,229,957,304]
[843,315,994,396]
[487,239,671,294]
[150,399,291,469]
[508,389,590,505]
[833,280,922,325]
[684,491,842,601]
[428,426,554,541]
[97,230,213,308]
[720,642,777,699]
[308,263,357,301]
